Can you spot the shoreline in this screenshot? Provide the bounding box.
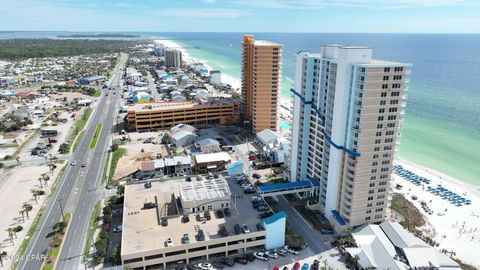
[155,38,476,194]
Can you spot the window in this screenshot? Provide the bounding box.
[375,208,384,212]
[385,138,394,143]
[381,92,387,97]
[376,132,382,137]
[366,209,372,214]
[383,76,389,81]
[369,183,375,187]
[382,84,388,89]
[389,107,398,113]
[390,99,399,105]
[384,67,390,72]
[365,216,371,221]
[378,188,386,192]
[377,124,383,129]
[394,67,403,72]
[380,100,386,105]
[372,161,378,166]
[145,254,163,261]
[368,196,374,201]
[367,203,373,207]
[369,189,374,194]
[378,116,384,121]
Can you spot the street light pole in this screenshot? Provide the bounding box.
[58,198,65,222]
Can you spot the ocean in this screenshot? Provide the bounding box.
[1,32,479,186]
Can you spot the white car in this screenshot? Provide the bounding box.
[253,252,269,261]
[165,237,173,247]
[113,225,122,233]
[70,161,76,166]
[274,248,288,256]
[285,245,299,255]
[265,251,279,259]
[197,262,213,270]
[242,224,251,233]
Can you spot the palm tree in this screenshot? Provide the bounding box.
[48,163,56,175]
[15,156,20,166]
[31,189,39,204]
[19,210,25,223]
[6,228,14,244]
[23,203,33,219]
[38,177,44,189]
[0,251,7,267]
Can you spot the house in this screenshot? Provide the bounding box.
[345,221,460,270]
[169,124,197,147]
[77,99,92,106]
[137,156,192,179]
[195,137,221,153]
[194,152,231,171]
[256,129,291,164]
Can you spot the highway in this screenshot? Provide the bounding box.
[17,53,127,270]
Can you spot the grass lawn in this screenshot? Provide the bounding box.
[391,193,425,228]
[72,130,85,153]
[89,124,103,149]
[83,201,101,262]
[94,91,101,97]
[108,148,127,186]
[70,107,92,138]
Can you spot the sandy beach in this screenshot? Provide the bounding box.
[393,159,480,266]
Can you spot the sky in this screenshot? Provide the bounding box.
[1,0,480,33]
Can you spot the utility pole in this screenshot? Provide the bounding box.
[58,198,65,222]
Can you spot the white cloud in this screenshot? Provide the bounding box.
[231,0,478,9]
[156,8,251,18]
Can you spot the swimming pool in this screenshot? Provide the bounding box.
[280,119,292,130]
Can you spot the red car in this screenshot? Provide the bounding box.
[235,256,248,264]
[248,155,257,161]
[292,262,301,270]
[252,173,261,179]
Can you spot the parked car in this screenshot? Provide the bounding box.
[224,208,231,217]
[253,252,269,261]
[301,263,309,270]
[81,163,86,167]
[216,210,224,218]
[197,262,213,270]
[282,267,289,270]
[274,248,287,256]
[182,214,190,223]
[197,230,205,241]
[248,155,257,161]
[219,226,229,237]
[265,251,279,259]
[70,161,76,166]
[235,256,248,265]
[113,225,122,233]
[245,253,256,262]
[252,173,261,179]
[242,224,250,233]
[212,261,224,269]
[234,224,242,235]
[256,223,265,231]
[182,233,190,244]
[292,262,301,270]
[311,260,320,270]
[221,257,235,267]
[257,205,269,211]
[204,211,211,221]
[161,218,168,226]
[165,237,173,247]
[285,245,299,255]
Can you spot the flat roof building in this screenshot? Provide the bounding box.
[241,35,283,132]
[121,176,277,270]
[126,99,239,132]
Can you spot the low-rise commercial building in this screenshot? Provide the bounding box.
[346,221,460,270]
[126,99,239,132]
[194,152,231,171]
[121,176,286,270]
[137,156,192,179]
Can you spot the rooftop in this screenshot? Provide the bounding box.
[122,176,265,256]
[195,152,231,164]
[128,99,236,113]
[254,40,283,47]
[179,177,230,202]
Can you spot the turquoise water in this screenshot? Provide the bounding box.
[11,32,476,186]
[280,119,292,131]
[161,33,480,186]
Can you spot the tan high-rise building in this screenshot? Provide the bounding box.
[241,35,283,132]
[290,45,411,229]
